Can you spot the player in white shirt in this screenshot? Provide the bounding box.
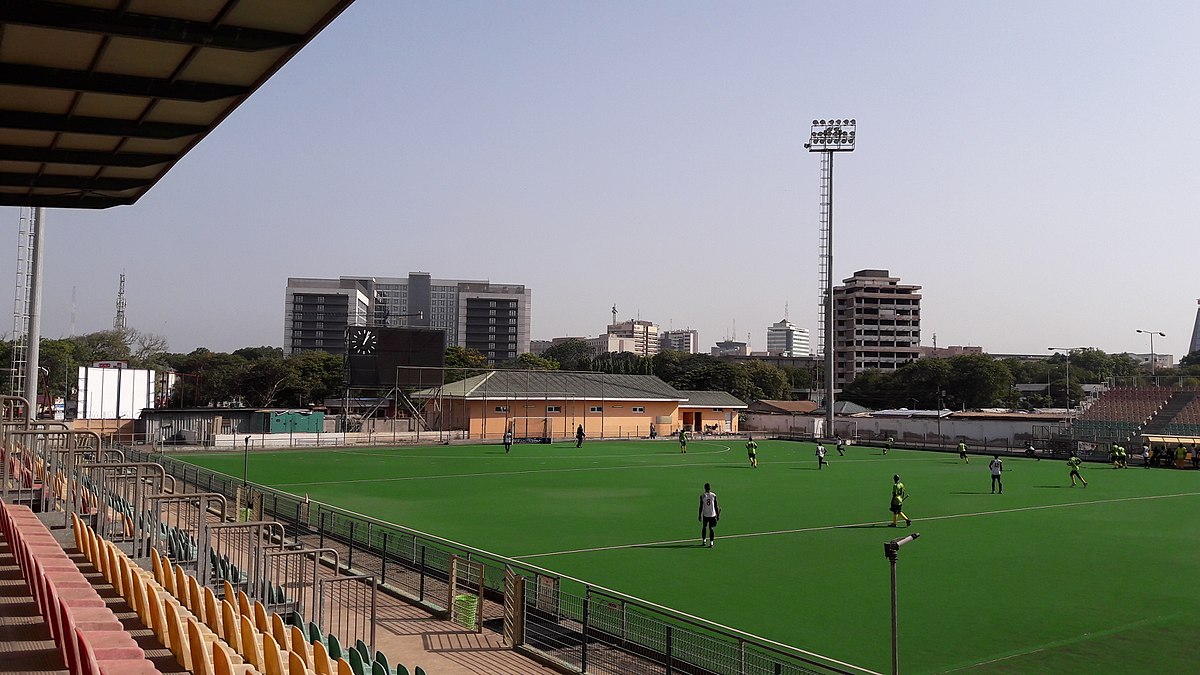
[989,455,1003,494]
[816,444,828,469]
[698,483,720,547]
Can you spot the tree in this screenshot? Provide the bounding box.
[840,370,896,409]
[541,339,595,371]
[946,354,1013,409]
[127,329,171,370]
[240,353,293,407]
[285,350,343,406]
[501,352,559,371]
[1182,351,1200,369]
[444,346,488,382]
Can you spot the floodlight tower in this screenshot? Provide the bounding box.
[1135,329,1165,378]
[806,119,856,438]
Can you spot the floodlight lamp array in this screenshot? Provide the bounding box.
[806,118,856,152]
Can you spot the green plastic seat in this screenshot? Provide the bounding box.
[348,648,368,675]
[327,633,343,660]
[396,665,410,675]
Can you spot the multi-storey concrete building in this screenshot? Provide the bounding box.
[711,340,750,357]
[607,319,660,357]
[661,329,699,354]
[766,319,810,357]
[284,278,372,354]
[832,269,921,387]
[285,273,531,364]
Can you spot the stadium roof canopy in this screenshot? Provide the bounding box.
[0,0,354,209]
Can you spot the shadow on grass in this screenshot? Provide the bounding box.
[838,523,890,529]
[790,466,821,470]
[950,491,991,495]
[1032,485,1068,488]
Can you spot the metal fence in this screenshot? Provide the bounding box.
[124,446,876,675]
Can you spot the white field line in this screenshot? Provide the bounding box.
[512,491,1200,559]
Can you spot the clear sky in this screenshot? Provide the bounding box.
[3,1,1198,359]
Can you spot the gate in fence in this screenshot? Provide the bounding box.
[319,573,377,654]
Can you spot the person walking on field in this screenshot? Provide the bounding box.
[989,455,1003,494]
[1067,454,1088,487]
[746,435,758,468]
[503,429,513,454]
[679,428,688,454]
[816,443,829,469]
[698,483,720,547]
[889,474,911,527]
[575,424,585,448]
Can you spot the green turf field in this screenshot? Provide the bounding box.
[180,439,1200,674]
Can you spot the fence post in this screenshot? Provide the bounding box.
[318,510,325,551]
[418,545,426,602]
[665,623,673,675]
[581,589,590,675]
[380,531,388,585]
[348,521,355,570]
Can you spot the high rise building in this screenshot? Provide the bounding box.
[284,278,372,354]
[607,319,660,357]
[661,329,699,354]
[285,273,531,364]
[832,269,921,388]
[766,319,810,357]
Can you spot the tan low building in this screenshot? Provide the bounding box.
[414,371,743,440]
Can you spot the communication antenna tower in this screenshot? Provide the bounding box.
[114,273,127,330]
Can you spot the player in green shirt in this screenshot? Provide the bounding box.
[884,436,894,455]
[889,474,911,527]
[958,440,969,463]
[745,436,758,468]
[1067,455,1088,487]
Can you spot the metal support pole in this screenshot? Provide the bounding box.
[890,555,899,675]
[24,208,46,421]
[824,151,835,439]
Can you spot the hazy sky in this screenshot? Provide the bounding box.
[3,1,1198,359]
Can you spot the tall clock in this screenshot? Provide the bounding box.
[347,327,378,355]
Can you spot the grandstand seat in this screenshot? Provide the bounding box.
[213,640,257,675]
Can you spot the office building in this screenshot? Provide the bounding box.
[285,273,531,364]
[766,319,810,357]
[711,340,750,357]
[832,269,921,388]
[607,319,660,357]
[283,278,371,354]
[661,329,699,354]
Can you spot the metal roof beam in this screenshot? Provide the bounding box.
[0,193,136,208]
[0,145,173,167]
[0,63,248,102]
[0,172,146,191]
[0,1,306,52]
[0,110,204,139]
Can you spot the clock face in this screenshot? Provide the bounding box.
[348,328,378,355]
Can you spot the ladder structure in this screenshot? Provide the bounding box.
[9,208,33,402]
[815,151,832,357]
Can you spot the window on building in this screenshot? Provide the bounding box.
[589,406,603,413]
[547,406,562,413]
[495,406,508,413]
[632,406,645,413]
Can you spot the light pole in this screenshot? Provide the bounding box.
[1135,329,1165,381]
[1048,347,1086,432]
[806,118,856,440]
[884,532,921,675]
